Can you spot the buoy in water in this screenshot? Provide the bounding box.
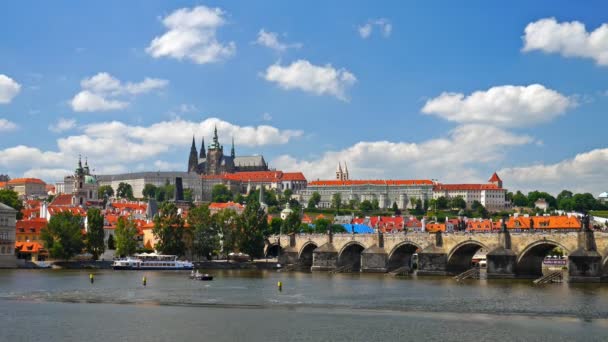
[142,276,147,286]
[277,281,282,291]
[89,273,94,284]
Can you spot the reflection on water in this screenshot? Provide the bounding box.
[1,269,608,341]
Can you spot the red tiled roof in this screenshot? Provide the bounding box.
[488,172,502,183]
[48,206,86,216]
[15,241,44,253]
[434,184,501,191]
[0,181,7,188]
[308,179,433,186]
[110,202,147,211]
[8,178,46,185]
[209,201,244,210]
[206,171,308,183]
[50,194,73,206]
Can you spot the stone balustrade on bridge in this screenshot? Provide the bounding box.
[265,230,608,282]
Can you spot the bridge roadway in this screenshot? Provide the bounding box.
[265,230,608,282]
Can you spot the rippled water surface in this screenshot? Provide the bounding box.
[1,269,608,341]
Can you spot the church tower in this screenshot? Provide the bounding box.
[336,162,343,180]
[199,137,206,159]
[188,136,199,173]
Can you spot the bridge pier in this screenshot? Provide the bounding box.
[278,234,299,266]
[311,243,338,271]
[417,246,448,275]
[568,226,603,282]
[361,246,388,273]
[487,229,517,278]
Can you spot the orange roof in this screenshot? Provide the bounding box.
[110,202,147,211]
[50,194,73,206]
[434,183,501,191]
[209,201,244,210]
[425,222,446,233]
[0,181,6,188]
[16,218,47,230]
[309,179,433,186]
[47,206,86,216]
[8,178,45,185]
[488,172,502,183]
[204,171,307,183]
[15,241,44,253]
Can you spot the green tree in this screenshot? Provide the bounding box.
[283,189,293,201]
[41,212,85,260]
[0,189,23,219]
[359,200,373,212]
[282,211,301,234]
[212,184,233,203]
[142,184,157,199]
[237,199,268,260]
[268,217,283,235]
[307,192,321,209]
[331,193,342,212]
[410,197,417,209]
[415,198,423,213]
[571,193,598,212]
[371,198,380,210]
[451,196,466,210]
[189,205,219,260]
[153,202,186,256]
[392,202,401,216]
[512,191,528,207]
[85,208,105,260]
[98,185,114,199]
[184,188,194,202]
[116,182,134,199]
[330,224,347,233]
[436,196,448,210]
[114,217,138,257]
[313,218,331,233]
[107,234,115,250]
[347,198,359,210]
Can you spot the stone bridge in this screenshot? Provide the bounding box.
[266,230,608,282]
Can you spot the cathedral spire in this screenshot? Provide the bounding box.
[199,137,206,158]
[188,135,199,173]
[231,137,235,158]
[212,125,219,148]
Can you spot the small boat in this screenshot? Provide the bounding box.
[190,270,213,281]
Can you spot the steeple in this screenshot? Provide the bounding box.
[230,137,235,158]
[83,157,90,175]
[344,162,349,180]
[76,155,84,175]
[199,137,206,158]
[188,135,199,173]
[212,125,220,149]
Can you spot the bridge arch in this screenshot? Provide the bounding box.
[338,241,366,271]
[265,243,282,258]
[387,241,422,271]
[447,240,488,273]
[516,240,569,277]
[298,242,318,268]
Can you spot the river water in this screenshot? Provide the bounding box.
[1,269,607,341]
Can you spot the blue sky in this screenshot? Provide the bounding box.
[1,0,607,194]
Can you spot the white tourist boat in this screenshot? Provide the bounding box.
[112,253,194,270]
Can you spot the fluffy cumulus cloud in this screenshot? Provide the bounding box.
[70,72,168,112]
[264,60,357,101]
[273,124,533,182]
[358,18,392,39]
[0,118,302,181]
[522,17,608,66]
[0,74,21,104]
[0,118,18,132]
[499,148,608,194]
[422,84,573,127]
[49,118,77,133]
[255,29,302,52]
[146,5,236,64]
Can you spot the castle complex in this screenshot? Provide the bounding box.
[187,126,269,175]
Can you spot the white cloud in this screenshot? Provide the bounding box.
[0,118,17,132]
[522,17,608,66]
[70,90,129,112]
[255,29,302,52]
[70,72,168,112]
[262,112,272,121]
[49,118,77,133]
[499,148,608,194]
[0,74,21,104]
[146,5,236,64]
[0,118,302,181]
[264,59,357,101]
[273,124,532,182]
[153,160,183,171]
[421,84,573,127]
[358,19,392,39]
